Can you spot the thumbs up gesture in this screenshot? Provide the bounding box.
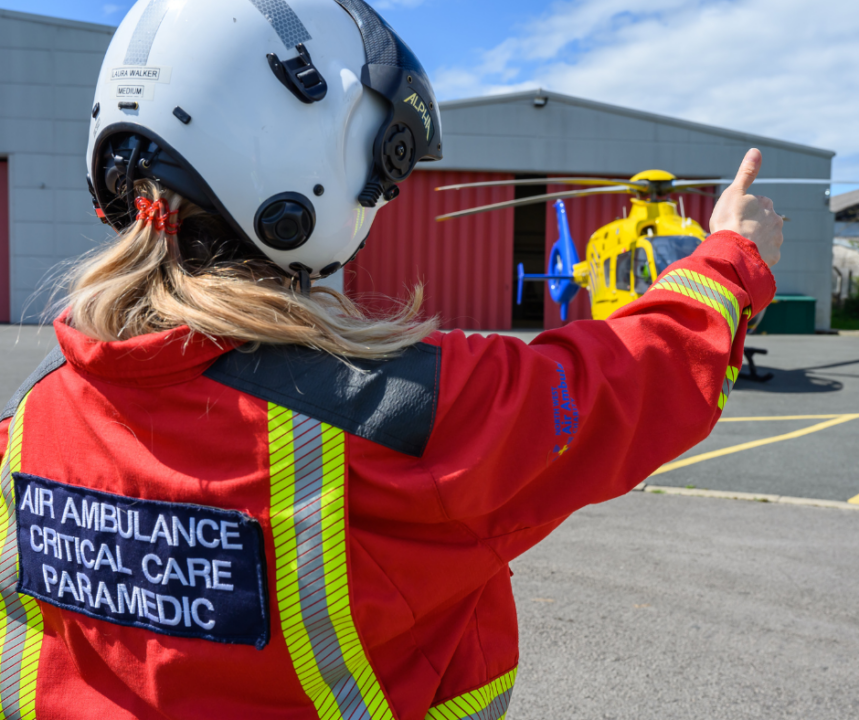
[709,149,784,267]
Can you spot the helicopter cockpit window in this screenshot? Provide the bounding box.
[616,251,631,291]
[634,248,652,294]
[650,236,703,275]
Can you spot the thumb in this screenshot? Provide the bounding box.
[730,148,762,195]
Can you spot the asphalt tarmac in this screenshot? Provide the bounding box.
[507,492,859,720]
[0,324,60,406]
[654,335,859,503]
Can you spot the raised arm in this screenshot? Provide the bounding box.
[422,150,780,562]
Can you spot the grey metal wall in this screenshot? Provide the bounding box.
[0,10,114,323]
[436,91,836,329]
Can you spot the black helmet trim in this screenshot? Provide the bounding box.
[333,0,443,208]
[90,122,249,247]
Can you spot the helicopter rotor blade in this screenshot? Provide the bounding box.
[671,178,859,189]
[435,177,649,192]
[671,187,718,199]
[436,186,634,222]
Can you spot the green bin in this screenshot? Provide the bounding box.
[756,295,817,335]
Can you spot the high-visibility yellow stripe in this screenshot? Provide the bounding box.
[268,404,394,720]
[426,667,518,720]
[718,365,741,411]
[1,391,44,720]
[651,268,741,339]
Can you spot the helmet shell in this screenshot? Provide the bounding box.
[87,0,393,276]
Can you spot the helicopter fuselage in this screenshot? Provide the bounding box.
[576,198,707,320]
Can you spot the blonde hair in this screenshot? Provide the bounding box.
[60,182,437,359]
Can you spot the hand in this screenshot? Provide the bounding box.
[709,148,784,267]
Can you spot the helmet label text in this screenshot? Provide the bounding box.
[404,92,434,142]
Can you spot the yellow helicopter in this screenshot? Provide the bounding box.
[435,170,851,322]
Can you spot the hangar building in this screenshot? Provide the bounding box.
[0,9,836,329]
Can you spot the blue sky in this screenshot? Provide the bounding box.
[3,0,857,195]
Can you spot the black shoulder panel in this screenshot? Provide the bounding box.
[204,343,441,458]
[1,346,67,422]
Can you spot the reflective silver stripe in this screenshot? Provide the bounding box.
[248,0,312,50]
[124,0,176,66]
[656,272,739,338]
[722,366,739,399]
[269,406,394,720]
[291,417,371,719]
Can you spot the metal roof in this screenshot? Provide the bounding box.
[439,88,834,161]
[0,8,115,34]
[831,189,859,214]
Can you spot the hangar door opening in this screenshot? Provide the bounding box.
[511,178,547,329]
[346,170,515,331]
[0,160,9,324]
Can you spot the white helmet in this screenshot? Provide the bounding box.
[86,0,443,279]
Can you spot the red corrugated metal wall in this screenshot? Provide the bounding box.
[345,170,515,330]
[544,185,716,329]
[0,161,9,324]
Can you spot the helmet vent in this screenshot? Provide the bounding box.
[254,192,316,251]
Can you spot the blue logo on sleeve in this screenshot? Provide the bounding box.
[14,474,269,650]
[550,363,580,462]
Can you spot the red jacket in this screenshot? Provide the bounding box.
[0,231,774,720]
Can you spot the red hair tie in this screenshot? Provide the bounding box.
[135,197,182,236]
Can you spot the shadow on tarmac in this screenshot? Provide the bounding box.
[734,357,859,394]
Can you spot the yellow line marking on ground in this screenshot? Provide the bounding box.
[849,493,859,506]
[651,414,859,476]
[719,415,844,422]
[641,485,859,511]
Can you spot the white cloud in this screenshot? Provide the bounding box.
[102,4,122,15]
[433,0,859,180]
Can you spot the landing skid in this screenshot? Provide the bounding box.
[740,347,774,383]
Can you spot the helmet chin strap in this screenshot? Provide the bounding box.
[297,268,311,298]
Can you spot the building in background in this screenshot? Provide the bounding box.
[0,10,113,324]
[1,11,836,329]
[832,190,859,239]
[355,90,835,331]
[832,190,859,301]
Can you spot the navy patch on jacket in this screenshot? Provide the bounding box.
[14,474,269,649]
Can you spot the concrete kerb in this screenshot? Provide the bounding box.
[633,481,859,510]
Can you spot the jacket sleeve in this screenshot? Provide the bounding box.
[420,231,776,562]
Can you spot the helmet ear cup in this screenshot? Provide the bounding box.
[380,123,416,181]
[254,193,316,252]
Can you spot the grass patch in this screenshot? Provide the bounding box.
[832,300,859,330]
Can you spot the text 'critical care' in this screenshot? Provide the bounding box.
[14,473,270,649]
